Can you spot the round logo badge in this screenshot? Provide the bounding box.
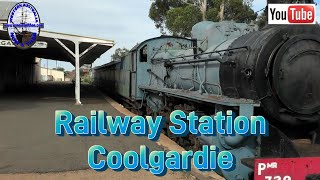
[4,2,44,50]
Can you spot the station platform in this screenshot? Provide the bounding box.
[0,82,194,179]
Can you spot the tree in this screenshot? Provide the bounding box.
[257,11,267,29]
[149,0,185,34]
[53,67,65,72]
[64,71,70,77]
[207,0,256,23]
[111,48,130,61]
[222,0,256,23]
[166,5,202,37]
[180,0,208,20]
[149,0,257,37]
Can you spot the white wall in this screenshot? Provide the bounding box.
[40,67,65,82]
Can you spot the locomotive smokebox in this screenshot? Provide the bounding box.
[220,25,320,125]
[272,34,320,115]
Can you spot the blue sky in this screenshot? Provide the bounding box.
[3,0,320,71]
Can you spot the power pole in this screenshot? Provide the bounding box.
[47,59,49,81]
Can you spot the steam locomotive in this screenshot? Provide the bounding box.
[94,1,320,179]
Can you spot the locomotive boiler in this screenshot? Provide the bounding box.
[94,1,320,179]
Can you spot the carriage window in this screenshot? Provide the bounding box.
[140,45,148,62]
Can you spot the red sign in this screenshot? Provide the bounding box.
[268,4,316,25]
[288,5,315,24]
[254,157,320,180]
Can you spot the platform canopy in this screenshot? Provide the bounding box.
[0,26,114,105]
[0,1,114,66]
[0,1,115,105]
[0,29,114,66]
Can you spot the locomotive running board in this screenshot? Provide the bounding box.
[139,86,260,107]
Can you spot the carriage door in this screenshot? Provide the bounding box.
[131,51,137,99]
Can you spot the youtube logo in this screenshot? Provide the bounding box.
[268,4,316,24]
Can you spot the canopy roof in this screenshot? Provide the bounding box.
[0,29,114,66]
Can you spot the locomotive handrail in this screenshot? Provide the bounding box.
[164,57,222,66]
[151,46,249,64]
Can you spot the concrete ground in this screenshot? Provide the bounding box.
[0,82,193,179]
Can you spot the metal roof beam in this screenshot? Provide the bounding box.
[54,38,75,58]
[80,44,97,58]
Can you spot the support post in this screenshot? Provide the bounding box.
[74,41,81,105]
[53,37,112,106]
